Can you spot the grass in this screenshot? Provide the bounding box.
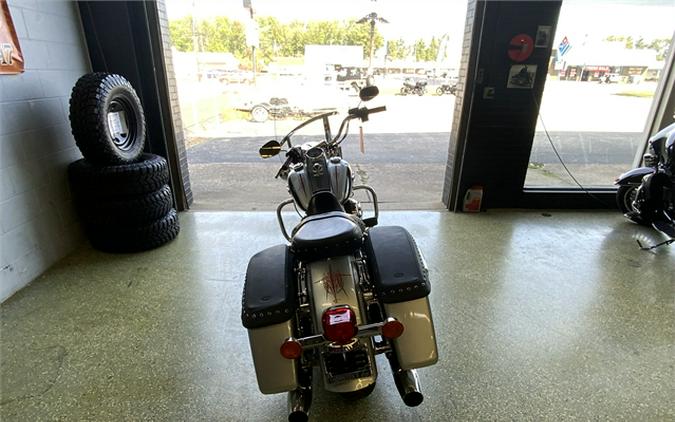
[180,95,249,130]
[613,90,655,98]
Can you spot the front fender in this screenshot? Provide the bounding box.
[615,167,655,185]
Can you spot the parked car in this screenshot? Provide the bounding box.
[238,97,338,123]
[219,70,253,84]
[598,73,621,84]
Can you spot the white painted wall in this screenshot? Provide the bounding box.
[1,0,90,302]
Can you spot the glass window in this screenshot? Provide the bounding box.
[525,0,674,188]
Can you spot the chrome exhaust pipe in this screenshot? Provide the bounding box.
[389,356,424,407]
[393,368,424,407]
[288,385,312,422]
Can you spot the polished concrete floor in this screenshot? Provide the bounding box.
[1,211,674,421]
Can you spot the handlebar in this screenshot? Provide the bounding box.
[273,104,386,178]
[347,105,387,122]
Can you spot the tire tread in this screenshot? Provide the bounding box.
[69,72,145,165]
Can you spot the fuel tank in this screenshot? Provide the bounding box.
[288,149,353,210]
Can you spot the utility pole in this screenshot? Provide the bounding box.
[356,12,389,83]
[192,0,201,81]
[243,0,257,83]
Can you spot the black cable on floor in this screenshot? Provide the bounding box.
[531,91,614,209]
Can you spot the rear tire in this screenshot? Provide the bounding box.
[617,185,649,225]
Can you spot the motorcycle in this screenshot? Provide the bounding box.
[400,78,427,96]
[615,122,675,249]
[241,86,438,421]
[436,83,457,96]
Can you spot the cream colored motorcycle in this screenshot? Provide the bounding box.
[241,86,438,422]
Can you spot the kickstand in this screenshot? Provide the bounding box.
[636,238,675,251]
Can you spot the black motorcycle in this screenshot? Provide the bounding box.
[615,123,675,248]
[435,83,457,96]
[400,78,427,96]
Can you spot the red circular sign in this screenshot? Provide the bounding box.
[508,34,534,62]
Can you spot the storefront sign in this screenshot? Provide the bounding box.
[1,0,24,74]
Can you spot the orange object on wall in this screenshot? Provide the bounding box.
[1,0,24,74]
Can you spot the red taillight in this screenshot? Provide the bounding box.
[280,338,303,359]
[381,318,404,339]
[321,305,358,345]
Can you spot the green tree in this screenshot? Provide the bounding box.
[170,16,386,60]
[603,34,672,61]
[283,21,307,56]
[604,35,625,42]
[635,37,647,49]
[387,38,409,60]
[257,16,287,60]
[169,16,195,52]
[201,17,246,56]
[426,36,440,61]
[413,39,426,61]
[625,36,634,49]
[649,38,671,60]
[343,20,383,55]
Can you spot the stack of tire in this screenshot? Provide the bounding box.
[67,73,179,252]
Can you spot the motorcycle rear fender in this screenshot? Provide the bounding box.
[615,167,655,186]
[307,256,377,393]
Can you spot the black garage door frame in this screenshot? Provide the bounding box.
[77,1,674,212]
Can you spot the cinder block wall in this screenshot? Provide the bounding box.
[0,0,90,302]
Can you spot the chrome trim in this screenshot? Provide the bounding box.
[286,317,399,352]
[276,199,295,241]
[389,352,424,407]
[353,185,379,222]
[392,367,424,407]
[288,385,312,422]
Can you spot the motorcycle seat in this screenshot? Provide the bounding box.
[291,211,364,262]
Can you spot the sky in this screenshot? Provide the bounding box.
[167,0,468,41]
[166,0,675,49]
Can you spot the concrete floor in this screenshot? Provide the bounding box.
[1,211,674,421]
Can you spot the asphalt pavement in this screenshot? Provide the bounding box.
[186,131,640,210]
[182,79,653,209]
[188,131,642,165]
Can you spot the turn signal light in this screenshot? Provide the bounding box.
[381,318,404,339]
[280,338,303,359]
[322,305,358,345]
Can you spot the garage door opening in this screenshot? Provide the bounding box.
[164,0,467,210]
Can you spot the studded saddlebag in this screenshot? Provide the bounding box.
[241,245,299,394]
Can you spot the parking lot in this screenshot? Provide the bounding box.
[177,77,657,209]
